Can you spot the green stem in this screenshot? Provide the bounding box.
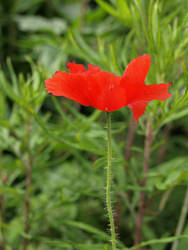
[171,186,188,250]
[106,112,117,250]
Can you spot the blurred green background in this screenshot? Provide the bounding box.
[0,0,188,249]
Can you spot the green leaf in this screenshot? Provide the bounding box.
[147,157,188,190]
[93,156,106,168]
[178,223,188,250]
[15,15,67,35]
[110,44,121,74]
[129,235,188,250]
[162,108,188,125]
[63,220,110,241]
[51,96,77,130]
[116,0,132,25]
[6,58,19,95]
[63,220,125,248]
[96,0,120,18]
[71,30,101,64]
[40,238,109,250]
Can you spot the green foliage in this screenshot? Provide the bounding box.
[0,0,188,249]
[96,0,132,26]
[147,157,188,190]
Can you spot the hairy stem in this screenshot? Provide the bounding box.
[134,120,153,248]
[171,186,188,250]
[106,112,116,250]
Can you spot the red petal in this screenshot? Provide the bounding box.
[140,83,172,102]
[45,58,172,118]
[88,64,100,73]
[67,62,86,73]
[121,55,172,120]
[123,54,151,84]
[126,83,172,121]
[124,82,172,104]
[128,102,147,121]
[89,72,125,111]
[45,71,91,106]
[45,66,125,110]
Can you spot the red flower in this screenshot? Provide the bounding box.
[45,54,172,121]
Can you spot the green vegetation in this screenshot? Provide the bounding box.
[0,0,188,249]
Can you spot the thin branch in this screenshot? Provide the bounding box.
[125,114,140,182]
[22,120,32,250]
[171,186,188,250]
[158,188,173,213]
[0,157,7,250]
[80,0,88,30]
[119,191,137,224]
[0,194,6,250]
[22,155,32,250]
[125,115,137,164]
[158,125,171,164]
[134,119,153,248]
[114,115,136,233]
[114,194,122,234]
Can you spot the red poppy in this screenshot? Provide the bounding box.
[45,54,172,121]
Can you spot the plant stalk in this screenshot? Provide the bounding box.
[22,119,32,250]
[106,112,117,250]
[0,194,6,250]
[158,125,171,164]
[0,157,7,250]
[115,115,136,233]
[125,115,136,165]
[134,120,153,248]
[22,156,32,250]
[171,186,188,250]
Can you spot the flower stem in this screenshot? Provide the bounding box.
[106,112,116,250]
